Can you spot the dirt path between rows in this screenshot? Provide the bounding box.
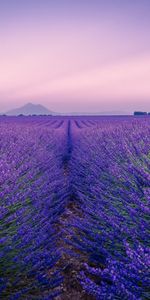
[55,121,94,300]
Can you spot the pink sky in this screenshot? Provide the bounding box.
[0,1,150,113]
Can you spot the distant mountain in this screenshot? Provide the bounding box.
[6,103,53,116]
[4,103,130,116]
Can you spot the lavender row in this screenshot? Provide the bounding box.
[0,120,68,299]
[69,117,150,300]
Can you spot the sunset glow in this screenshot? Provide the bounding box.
[0,0,150,113]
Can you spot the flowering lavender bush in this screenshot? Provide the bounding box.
[69,117,150,299]
[0,116,149,299]
[0,118,67,299]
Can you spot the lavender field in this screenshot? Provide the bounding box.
[0,116,150,300]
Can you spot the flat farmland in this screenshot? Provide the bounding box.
[0,116,149,300]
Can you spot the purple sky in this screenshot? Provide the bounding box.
[0,0,150,113]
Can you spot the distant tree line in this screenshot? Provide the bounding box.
[0,114,52,117]
[134,111,150,116]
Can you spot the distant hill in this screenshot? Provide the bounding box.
[6,103,53,116]
[3,103,131,116]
